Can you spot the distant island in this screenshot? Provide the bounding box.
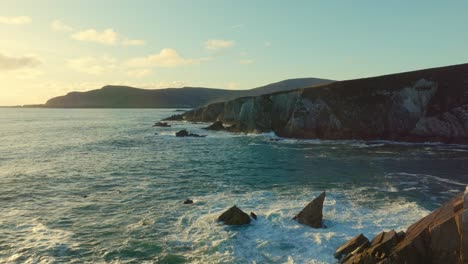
[38,78,333,108]
[171,63,468,144]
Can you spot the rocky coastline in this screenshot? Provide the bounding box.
[168,63,468,144]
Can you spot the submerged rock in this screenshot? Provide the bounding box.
[218,205,251,225]
[175,129,206,137]
[337,189,467,264]
[250,212,257,220]
[293,191,325,228]
[183,199,193,204]
[204,121,225,131]
[153,121,171,127]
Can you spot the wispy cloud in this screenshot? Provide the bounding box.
[0,53,41,71]
[239,59,254,65]
[230,24,244,29]
[127,69,152,78]
[67,56,117,75]
[71,28,119,45]
[264,41,272,47]
[205,39,235,51]
[51,20,73,32]
[0,16,31,25]
[122,39,146,46]
[126,48,209,68]
[70,27,146,46]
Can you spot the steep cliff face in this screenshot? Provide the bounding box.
[180,63,468,143]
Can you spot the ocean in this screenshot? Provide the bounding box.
[1,108,467,264]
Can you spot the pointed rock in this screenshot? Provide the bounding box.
[250,212,257,220]
[293,191,326,228]
[218,205,251,225]
[334,233,370,260]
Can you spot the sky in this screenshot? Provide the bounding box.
[1,0,468,105]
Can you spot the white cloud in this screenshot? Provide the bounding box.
[265,41,272,47]
[127,69,152,78]
[67,56,117,75]
[51,20,73,32]
[70,28,146,46]
[0,53,41,71]
[71,28,119,45]
[239,59,254,65]
[122,39,146,46]
[9,68,43,79]
[205,39,234,51]
[126,48,209,68]
[0,16,31,25]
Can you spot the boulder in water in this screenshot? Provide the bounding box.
[175,129,207,137]
[153,121,171,127]
[183,199,193,204]
[218,205,251,225]
[204,121,225,131]
[292,191,325,228]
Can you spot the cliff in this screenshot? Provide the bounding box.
[180,63,468,144]
[43,78,332,108]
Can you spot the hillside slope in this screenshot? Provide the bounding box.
[44,78,333,108]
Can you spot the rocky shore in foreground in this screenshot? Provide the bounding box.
[187,187,467,263]
[335,187,467,264]
[166,63,468,144]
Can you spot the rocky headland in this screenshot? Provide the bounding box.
[175,63,468,144]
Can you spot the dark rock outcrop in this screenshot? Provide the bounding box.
[218,205,251,225]
[163,114,184,121]
[293,191,325,228]
[334,233,370,260]
[250,212,257,220]
[336,188,467,264]
[179,63,468,144]
[183,199,193,204]
[204,121,225,131]
[175,130,206,137]
[153,122,171,127]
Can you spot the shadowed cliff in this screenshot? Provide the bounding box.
[179,63,468,144]
[44,78,333,108]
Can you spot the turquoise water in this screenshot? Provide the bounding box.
[1,108,467,264]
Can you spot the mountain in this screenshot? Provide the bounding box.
[43,78,333,108]
[176,63,468,144]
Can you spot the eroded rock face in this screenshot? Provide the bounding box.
[462,187,467,263]
[337,190,467,264]
[178,64,468,143]
[204,121,225,131]
[218,206,251,225]
[293,191,325,228]
[334,233,370,260]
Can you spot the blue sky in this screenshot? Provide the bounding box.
[1,0,468,105]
